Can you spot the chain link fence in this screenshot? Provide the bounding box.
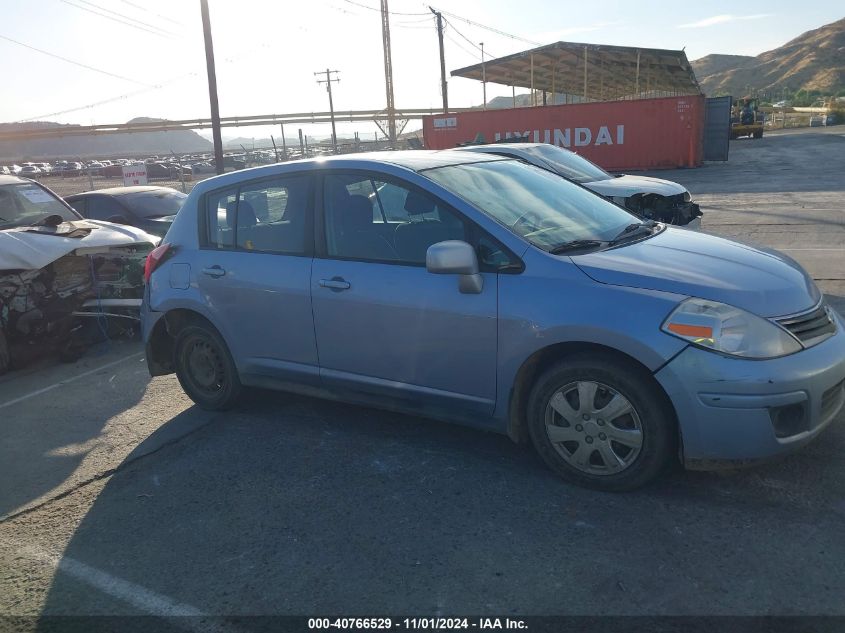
[37,172,206,199]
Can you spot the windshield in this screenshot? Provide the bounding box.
[424,159,636,251]
[0,182,80,229]
[523,145,613,183]
[122,190,186,218]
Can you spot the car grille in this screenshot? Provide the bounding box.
[821,379,845,423]
[776,303,836,347]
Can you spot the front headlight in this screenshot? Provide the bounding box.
[661,298,801,358]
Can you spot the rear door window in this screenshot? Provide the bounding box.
[236,176,312,254]
[204,177,312,254]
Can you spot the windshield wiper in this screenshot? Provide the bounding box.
[609,221,657,245]
[549,239,606,254]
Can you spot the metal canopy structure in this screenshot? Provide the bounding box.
[451,41,701,102]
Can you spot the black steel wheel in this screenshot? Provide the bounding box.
[174,324,242,410]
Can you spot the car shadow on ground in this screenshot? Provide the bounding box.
[0,344,153,519]
[38,381,845,617]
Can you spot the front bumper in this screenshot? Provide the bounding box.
[655,311,845,469]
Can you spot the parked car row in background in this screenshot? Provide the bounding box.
[1,151,255,181]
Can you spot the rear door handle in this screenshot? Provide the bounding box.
[202,266,226,278]
[319,278,351,290]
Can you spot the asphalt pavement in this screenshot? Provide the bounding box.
[1,127,844,626]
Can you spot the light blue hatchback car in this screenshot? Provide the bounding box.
[142,151,845,490]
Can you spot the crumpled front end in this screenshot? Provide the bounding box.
[0,240,155,375]
[0,255,93,373]
[618,192,702,227]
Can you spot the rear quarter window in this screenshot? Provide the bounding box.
[205,188,238,248]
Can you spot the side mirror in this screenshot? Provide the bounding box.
[426,240,483,294]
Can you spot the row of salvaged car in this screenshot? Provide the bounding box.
[0,143,700,376]
[1,153,252,180]
[2,160,193,180]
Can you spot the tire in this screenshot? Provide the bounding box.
[527,353,675,491]
[173,324,242,410]
[753,131,763,139]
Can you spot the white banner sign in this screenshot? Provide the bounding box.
[122,165,148,186]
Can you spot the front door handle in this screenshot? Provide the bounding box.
[202,266,226,278]
[319,278,351,290]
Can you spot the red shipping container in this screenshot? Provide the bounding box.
[422,96,704,171]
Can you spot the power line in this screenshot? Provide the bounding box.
[74,0,178,35]
[59,0,176,38]
[16,32,282,124]
[342,0,427,16]
[443,18,497,58]
[118,0,185,27]
[0,34,154,87]
[435,7,540,46]
[16,71,200,122]
[395,15,434,24]
[443,30,480,60]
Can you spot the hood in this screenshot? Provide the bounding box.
[572,227,820,318]
[0,220,159,271]
[585,174,688,198]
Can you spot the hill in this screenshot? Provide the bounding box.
[0,117,212,161]
[692,17,845,97]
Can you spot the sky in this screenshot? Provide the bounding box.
[1,0,843,141]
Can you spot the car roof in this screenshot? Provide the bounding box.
[457,143,549,153]
[66,186,181,198]
[187,150,509,197]
[347,149,504,170]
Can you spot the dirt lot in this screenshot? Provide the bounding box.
[1,127,844,626]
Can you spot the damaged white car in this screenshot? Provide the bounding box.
[0,176,159,374]
[456,143,702,228]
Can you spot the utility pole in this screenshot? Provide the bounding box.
[480,42,487,110]
[430,6,448,112]
[200,0,224,175]
[380,0,397,144]
[315,69,340,153]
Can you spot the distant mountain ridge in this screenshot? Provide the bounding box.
[691,17,845,96]
[0,117,211,161]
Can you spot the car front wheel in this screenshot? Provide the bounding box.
[527,354,675,491]
[173,324,242,410]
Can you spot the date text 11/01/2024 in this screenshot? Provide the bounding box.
[308,618,528,630]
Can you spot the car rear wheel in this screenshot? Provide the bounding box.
[174,324,242,410]
[527,354,674,491]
